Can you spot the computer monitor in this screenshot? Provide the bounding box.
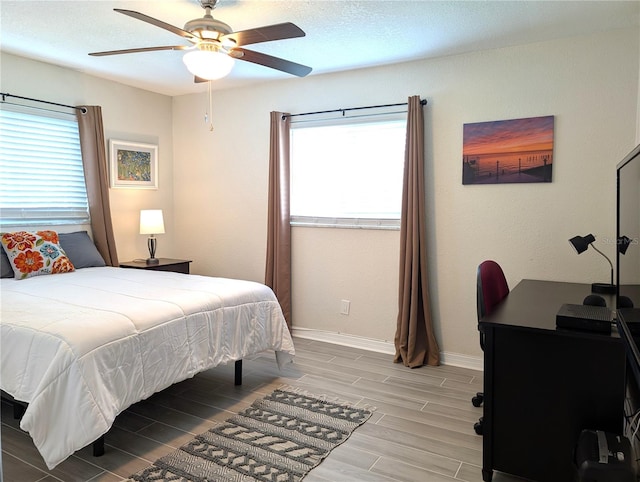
[615,144,640,450]
[616,143,640,311]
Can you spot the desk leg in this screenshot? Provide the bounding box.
[482,468,493,482]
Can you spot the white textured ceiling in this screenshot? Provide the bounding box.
[1,0,638,97]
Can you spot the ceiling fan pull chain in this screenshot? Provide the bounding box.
[206,80,214,131]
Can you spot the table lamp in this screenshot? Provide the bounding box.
[569,233,615,294]
[140,209,165,265]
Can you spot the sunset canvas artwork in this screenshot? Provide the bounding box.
[462,115,554,185]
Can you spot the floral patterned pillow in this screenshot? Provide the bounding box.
[1,231,75,280]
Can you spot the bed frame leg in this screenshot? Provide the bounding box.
[235,359,242,386]
[93,435,105,457]
[12,401,26,420]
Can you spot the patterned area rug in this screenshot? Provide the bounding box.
[126,386,374,482]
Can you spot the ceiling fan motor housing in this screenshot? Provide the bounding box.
[184,15,232,40]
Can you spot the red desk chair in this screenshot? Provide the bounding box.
[473,260,510,435]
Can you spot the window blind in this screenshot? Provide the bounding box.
[0,105,89,226]
[290,114,406,229]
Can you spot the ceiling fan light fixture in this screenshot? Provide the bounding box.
[183,47,234,80]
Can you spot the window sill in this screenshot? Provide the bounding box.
[290,216,400,230]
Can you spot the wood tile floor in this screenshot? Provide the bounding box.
[2,337,523,482]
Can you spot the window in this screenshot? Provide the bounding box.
[290,115,406,229]
[0,105,89,226]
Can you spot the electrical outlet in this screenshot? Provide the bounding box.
[340,299,350,315]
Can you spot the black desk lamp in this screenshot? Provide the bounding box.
[619,235,631,255]
[569,233,615,294]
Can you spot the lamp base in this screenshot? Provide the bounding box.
[591,283,616,295]
[146,258,160,265]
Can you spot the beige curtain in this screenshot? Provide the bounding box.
[394,96,440,368]
[265,111,292,330]
[76,106,119,267]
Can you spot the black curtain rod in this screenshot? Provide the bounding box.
[283,98,427,119]
[0,92,87,114]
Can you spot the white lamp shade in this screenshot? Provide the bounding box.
[140,209,165,235]
[183,50,234,80]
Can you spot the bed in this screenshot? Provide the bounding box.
[0,231,295,470]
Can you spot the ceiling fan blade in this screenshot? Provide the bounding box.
[89,46,191,57]
[114,9,199,41]
[223,23,305,47]
[233,48,312,77]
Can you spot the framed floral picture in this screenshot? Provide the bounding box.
[109,139,158,189]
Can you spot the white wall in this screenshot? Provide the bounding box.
[172,27,639,360]
[0,52,175,263]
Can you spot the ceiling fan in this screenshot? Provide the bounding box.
[89,0,312,81]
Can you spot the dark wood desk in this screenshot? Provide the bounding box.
[480,279,626,482]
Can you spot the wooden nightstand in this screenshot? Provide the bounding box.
[120,258,192,274]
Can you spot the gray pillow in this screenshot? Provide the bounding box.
[1,248,13,278]
[59,231,106,269]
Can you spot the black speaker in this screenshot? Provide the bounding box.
[584,295,607,307]
[618,296,635,308]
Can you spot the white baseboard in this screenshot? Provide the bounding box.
[440,352,483,371]
[292,328,396,354]
[291,327,483,371]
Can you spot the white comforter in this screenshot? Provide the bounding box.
[0,267,295,469]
